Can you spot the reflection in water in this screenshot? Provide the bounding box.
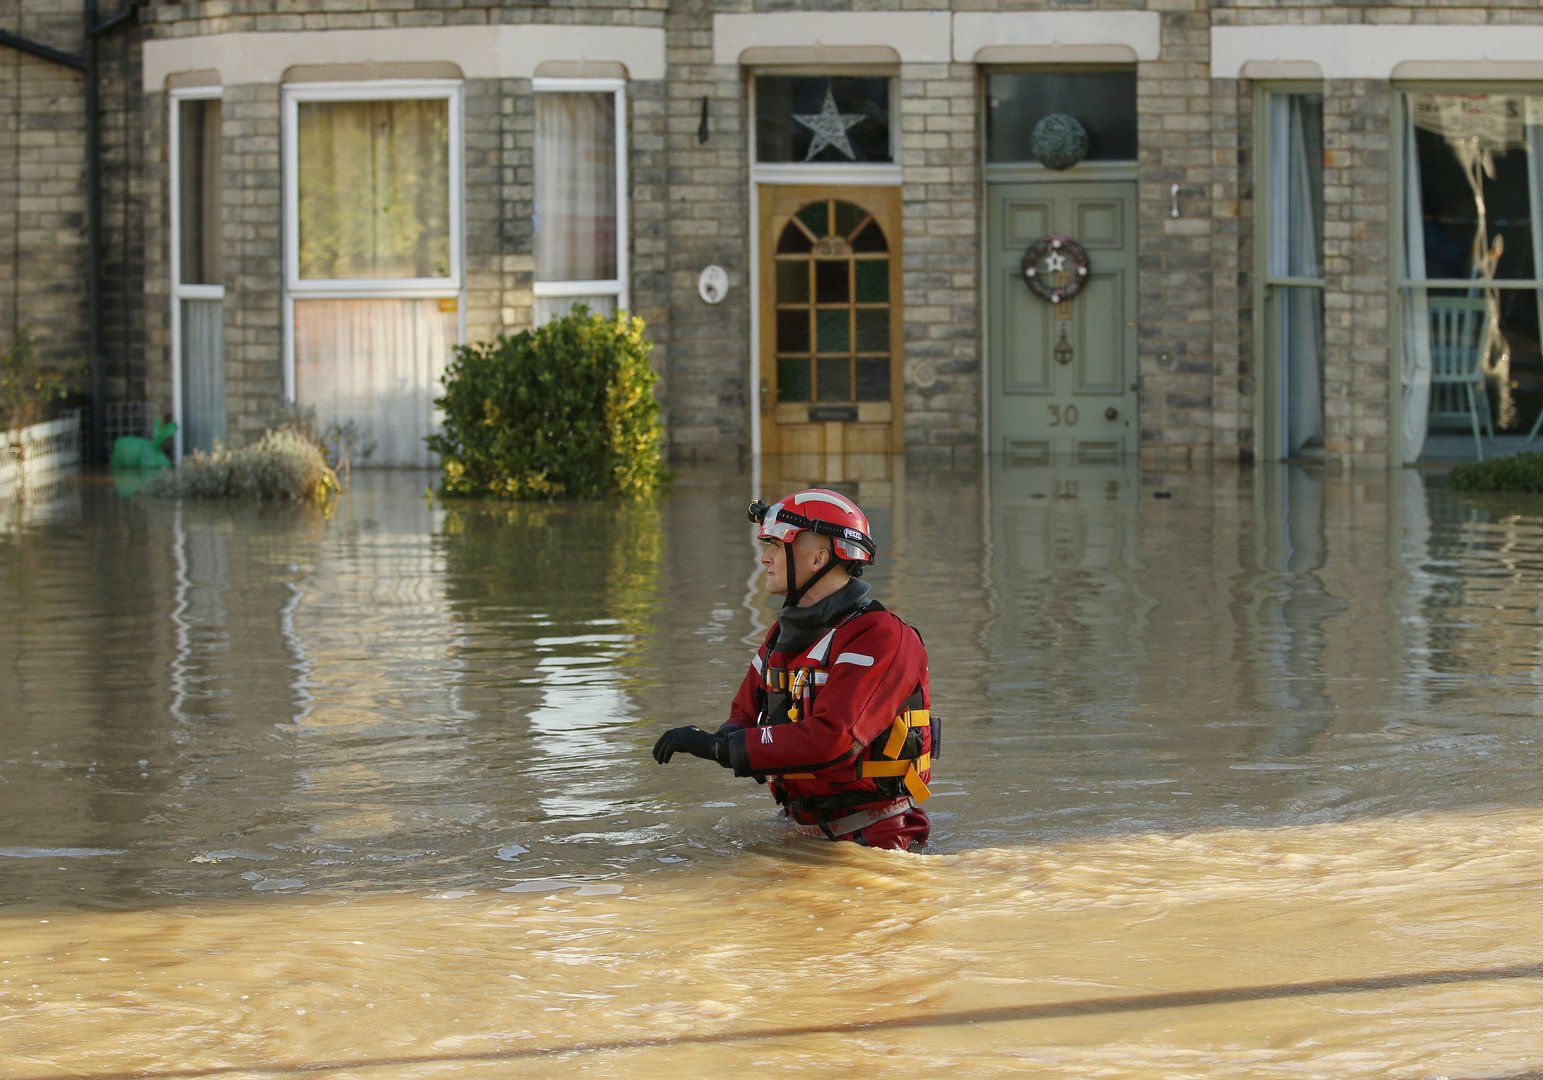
[0,463,1540,1076]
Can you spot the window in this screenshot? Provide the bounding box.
[1263,91,1325,458]
[1400,91,1543,460]
[170,89,225,456]
[533,79,627,325]
[755,75,893,164]
[283,81,462,468]
[986,70,1137,164]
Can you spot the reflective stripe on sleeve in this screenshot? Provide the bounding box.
[834,651,874,667]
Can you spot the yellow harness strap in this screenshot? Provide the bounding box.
[768,705,933,801]
[861,709,932,802]
[880,709,928,758]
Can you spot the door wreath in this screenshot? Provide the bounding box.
[1020,236,1091,304]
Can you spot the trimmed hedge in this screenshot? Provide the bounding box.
[427,307,666,500]
[1446,453,1543,494]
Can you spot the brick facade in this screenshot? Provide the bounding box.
[6,1,1543,469]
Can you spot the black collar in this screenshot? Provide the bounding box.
[774,578,872,654]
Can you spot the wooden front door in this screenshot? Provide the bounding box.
[987,180,1139,461]
[759,185,903,479]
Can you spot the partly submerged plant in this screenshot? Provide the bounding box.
[264,401,375,483]
[140,427,340,506]
[1446,453,1543,494]
[2,327,73,472]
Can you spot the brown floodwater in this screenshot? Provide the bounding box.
[0,461,1539,1078]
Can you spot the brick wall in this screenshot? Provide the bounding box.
[660,0,748,463]
[142,90,169,423]
[95,24,145,409]
[1137,0,1225,466]
[1322,79,1393,465]
[220,82,283,446]
[461,77,504,349]
[1,2,90,389]
[898,62,980,470]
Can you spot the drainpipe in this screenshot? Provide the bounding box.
[84,1,105,460]
[84,1,143,459]
[1,2,140,460]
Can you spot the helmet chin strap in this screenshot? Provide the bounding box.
[783,541,842,608]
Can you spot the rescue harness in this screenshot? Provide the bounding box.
[753,601,938,837]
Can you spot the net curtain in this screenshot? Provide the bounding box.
[1401,116,1434,465]
[293,298,455,470]
[292,97,455,467]
[533,92,617,325]
[1268,94,1325,456]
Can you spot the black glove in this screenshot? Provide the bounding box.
[652,726,726,766]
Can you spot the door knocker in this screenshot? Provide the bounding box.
[1054,327,1074,365]
[1021,236,1091,304]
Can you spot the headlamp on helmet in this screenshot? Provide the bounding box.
[746,488,876,565]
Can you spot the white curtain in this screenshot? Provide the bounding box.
[1269,95,1325,454]
[293,299,455,468]
[534,294,617,328]
[1401,116,1433,464]
[1527,110,1543,370]
[534,93,616,283]
[296,99,451,281]
[179,299,225,454]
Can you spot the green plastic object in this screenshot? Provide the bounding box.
[111,419,177,472]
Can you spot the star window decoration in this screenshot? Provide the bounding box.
[793,85,866,162]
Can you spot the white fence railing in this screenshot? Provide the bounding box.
[1,409,84,500]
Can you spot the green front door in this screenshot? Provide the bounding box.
[987,180,1139,461]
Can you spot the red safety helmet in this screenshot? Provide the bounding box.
[748,488,876,565]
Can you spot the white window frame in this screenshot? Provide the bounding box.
[169,85,224,461]
[1256,85,1327,461]
[532,77,629,317]
[280,79,465,400]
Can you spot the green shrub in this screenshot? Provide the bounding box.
[426,307,667,500]
[140,427,339,505]
[2,326,72,443]
[1446,453,1543,493]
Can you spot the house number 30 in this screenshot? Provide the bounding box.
[1049,404,1080,426]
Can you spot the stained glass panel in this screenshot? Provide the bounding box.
[855,260,888,303]
[856,358,889,401]
[816,310,849,354]
[816,261,849,304]
[856,309,888,352]
[777,309,810,353]
[777,261,809,304]
[778,358,810,402]
[816,358,851,402]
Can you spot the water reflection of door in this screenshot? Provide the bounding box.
[987,181,1137,461]
[985,459,1144,726]
[759,185,902,482]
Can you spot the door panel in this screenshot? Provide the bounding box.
[1001,267,1056,395]
[988,181,1139,461]
[760,185,902,481]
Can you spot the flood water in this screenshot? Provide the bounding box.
[1,460,1540,1078]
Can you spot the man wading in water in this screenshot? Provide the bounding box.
[652,488,935,850]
